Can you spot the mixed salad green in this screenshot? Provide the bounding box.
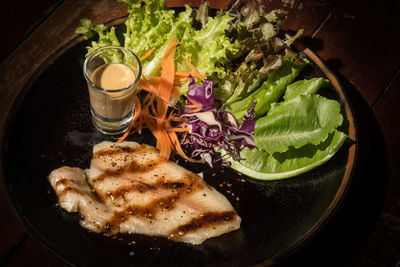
[76,0,348,180]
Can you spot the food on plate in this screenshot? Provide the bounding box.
[75,0,349,180]
[176,74,347,179]
[48,141,241,244]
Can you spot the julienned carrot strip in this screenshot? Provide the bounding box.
[152,76,187,86]
[138,78,174,106]
[184,106,201,113]
[140,48,155,61]
[174,76,189,84]
[175,71,191,76]
[138,79,159,95]
[117,36,206,163]
[158,37,178,113]
[169,117,187,123]
[181,125,188,144]
[169,131,201,163]
[166,126,190,132]
[184,97,202,113]
[117,95,142,142]
[154,40,177,157]
[171,86,180,97]
[182,56,206,82]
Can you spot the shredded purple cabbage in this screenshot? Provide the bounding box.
[178,77,256,167]
[180,76,214,113]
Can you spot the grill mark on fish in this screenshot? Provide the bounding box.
[54,178,68,187]
[56,182,106,204]
[91,158,165,183]
[160,173,205,195]
[169,211,237,239]
[54,177,88,188]
[93,144,153,158]
[58,186,86,197]
[86,179,106,204]
[107,183,157,200]
[95,172,206,212]
[104,195,180,234]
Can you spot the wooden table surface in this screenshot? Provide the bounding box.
[0,0,399,266]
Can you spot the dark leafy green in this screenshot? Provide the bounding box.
[226,59,306,122]
[211,1,305,101]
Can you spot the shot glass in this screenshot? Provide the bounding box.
[83,46,141,135]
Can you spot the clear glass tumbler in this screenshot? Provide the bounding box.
[83,46,141,135]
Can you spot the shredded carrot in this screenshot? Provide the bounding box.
[117,38,204,163]
[182,56,207,82]
[175,71,191,76]
[168,132,199,163]
[139,48,155,61]
[184,97,202,113]
[138,77,174,107]
[171,86,180,97]
[117,94,141,142]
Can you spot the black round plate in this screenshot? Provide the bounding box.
[1,27,356,266]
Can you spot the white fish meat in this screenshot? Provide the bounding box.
[48,141,241,244]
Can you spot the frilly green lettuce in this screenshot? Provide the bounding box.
[76,19,120,55]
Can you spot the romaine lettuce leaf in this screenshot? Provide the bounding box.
[283,77,329,101]
[223,130,347,180]
[254,94,343,154]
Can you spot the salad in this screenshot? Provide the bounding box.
[76,0,348,180]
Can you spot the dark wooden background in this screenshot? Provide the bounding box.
[0,0,399,266]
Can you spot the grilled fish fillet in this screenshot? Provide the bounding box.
[48,141,241,244]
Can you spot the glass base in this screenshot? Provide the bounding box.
[91,109,133,135]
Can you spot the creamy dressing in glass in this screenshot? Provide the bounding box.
[89,63,137,119]
[91,63,135,90]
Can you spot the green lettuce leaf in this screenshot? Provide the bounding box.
[122,3,194,78]
[195,1,209,28]
[189,10,238,81]
[76,19,120,55]
[226,60,306,122]
[254,94,343,154]
[283,77,329,101]
[223,130,348,180]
